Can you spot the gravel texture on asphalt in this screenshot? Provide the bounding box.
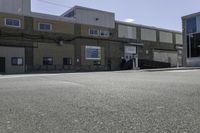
[0,70,200,133]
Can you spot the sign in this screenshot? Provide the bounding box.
[125,46,137,54]
[85,46,101,60]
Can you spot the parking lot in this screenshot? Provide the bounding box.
[0,70,200,133]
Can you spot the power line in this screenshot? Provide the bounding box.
[37,0,72,9]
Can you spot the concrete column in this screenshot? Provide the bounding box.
[135,55,138,68]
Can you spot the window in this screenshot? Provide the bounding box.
[11,57,23,66]
[64,11,75,17]
[186,17,197,34]
[93,61,101,65]
[43,57,53,65]
[100,30,110,37]
[89,29,99,36]
[38,23,52,31]
[187,33,200,57]
[5,18,21,28]
[63,58,72,65]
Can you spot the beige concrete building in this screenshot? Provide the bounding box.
[0,0,183,74]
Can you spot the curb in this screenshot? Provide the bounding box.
[142,67,200,72]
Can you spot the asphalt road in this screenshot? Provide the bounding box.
[0,70,200,133]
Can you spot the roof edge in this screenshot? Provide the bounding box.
[116,21,182,34]
[182,12,200,19]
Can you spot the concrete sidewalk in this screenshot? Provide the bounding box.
[142,67,200,72]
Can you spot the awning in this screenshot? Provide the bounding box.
[127,42,144,46]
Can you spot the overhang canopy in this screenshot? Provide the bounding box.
[127,43,144,46]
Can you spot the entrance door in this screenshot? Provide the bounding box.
[124,46,138,69]
[0,57,5,73]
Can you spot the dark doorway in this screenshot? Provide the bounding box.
[0,57,5,73]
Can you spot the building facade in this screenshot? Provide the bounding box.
[0,0,183,74]
[182,12,200,67]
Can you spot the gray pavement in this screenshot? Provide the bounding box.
[0,70,200,133]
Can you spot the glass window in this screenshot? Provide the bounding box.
[64,11,75,17]
[89,29,99,36]
[43,57,53,65]
[93,61,101,65]
[39,23,52,31]
[5,18,21,27]
[187,33,200,57]
[186,17,197,34]
[63,58,72,65]
[11,57,23,66]
[100,30,110,37]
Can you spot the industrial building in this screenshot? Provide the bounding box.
[182,12,200,67]
[0,0,183,74]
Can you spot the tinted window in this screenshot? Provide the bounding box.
[5,18,20,27]
[186,17,197,34]
[100,30,110,37]
[63,58,72,65]
[11,57,23,66]
[43,57,53,65]
[89,29,99,36]
[39,23,52,31]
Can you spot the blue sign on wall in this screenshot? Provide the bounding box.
[85,46,101,60]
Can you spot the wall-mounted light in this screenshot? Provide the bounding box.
[56,37,64,46]
[59,41,64,46]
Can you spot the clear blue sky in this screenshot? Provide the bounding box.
[31,0,200,31]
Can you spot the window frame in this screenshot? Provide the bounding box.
[88,29,99,36]
[38,23,53,31]
[11,57,23,66]
[63,58,72,65]
[43,57,53,66]
[186,17,197,34]
[4,18,21,28]
[100,30,110,38]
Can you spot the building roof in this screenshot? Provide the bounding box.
[30,12,75,23]
[61,5,115,17]
[182,12,200,19]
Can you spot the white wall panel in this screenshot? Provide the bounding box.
[141,28,157,42]
[75,8,115,28]
[153,50,178,67]
[118,25,137,39]
[159,31,173,43]
[175,34,183,45]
